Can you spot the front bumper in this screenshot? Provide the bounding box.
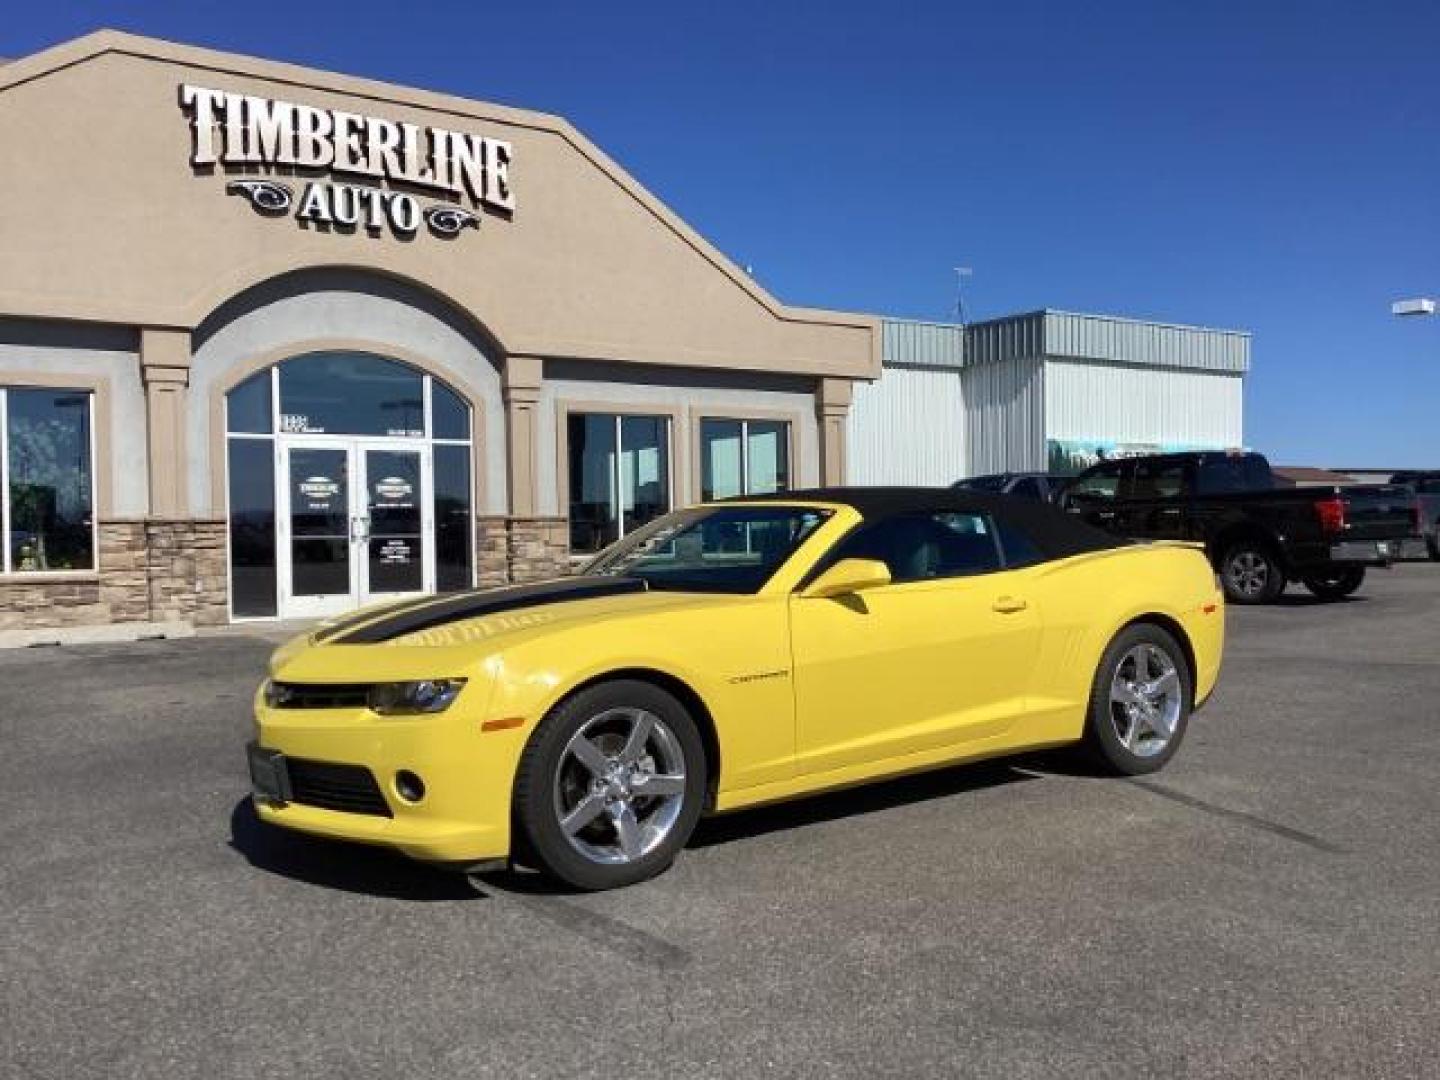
[250,688,526,864]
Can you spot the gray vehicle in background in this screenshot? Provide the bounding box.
[1390,471,1440,560]
[953,472,1069,502]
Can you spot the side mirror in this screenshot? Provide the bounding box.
[801,558,892,599]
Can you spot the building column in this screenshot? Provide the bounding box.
[501,353,544,517]
[140,328,191,518]
[817,377,853,486]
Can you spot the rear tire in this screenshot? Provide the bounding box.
[1219,542,1286,604]
[1301,566,1365,600]
[1083,623,1193,775]
[512,679,706,891]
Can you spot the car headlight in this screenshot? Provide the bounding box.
[262,680,291,708]
[367,679,467,716]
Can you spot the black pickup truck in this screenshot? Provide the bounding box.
[1062,451,1424,603]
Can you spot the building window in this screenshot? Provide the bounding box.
[1,387,96,574]
[567,412,671,553]
[700,419,790,501]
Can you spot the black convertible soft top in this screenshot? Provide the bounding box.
[728,486,1127,561]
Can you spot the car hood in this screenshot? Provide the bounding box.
[268,577,728,679]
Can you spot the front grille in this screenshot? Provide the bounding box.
[269,682,370,709]
[287,758,393,817]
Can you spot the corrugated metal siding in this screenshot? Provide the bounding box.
[960,356,1047,475]
[846,365,966,485]
[886,311,1249,373]
[1044,360,1244,446]
[880,320,965,369]
[1044,311,1249,373]
[964,312,1047,367]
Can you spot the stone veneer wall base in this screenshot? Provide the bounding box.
[2,514,573,639]
[0,518,228,637]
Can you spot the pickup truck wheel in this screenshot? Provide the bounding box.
[1083,623,1192,775]
[1302,567,1365,600]
[1219,543,1285,604]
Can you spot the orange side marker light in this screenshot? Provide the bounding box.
[481,716,526,733]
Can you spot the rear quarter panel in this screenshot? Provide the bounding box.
[1020,543,1224,741]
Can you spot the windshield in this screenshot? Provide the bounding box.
[584,505,832,593]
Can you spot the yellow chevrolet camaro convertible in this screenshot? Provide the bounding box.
[249,488,1224,890]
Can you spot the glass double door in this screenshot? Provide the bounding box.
[278,439,433,618]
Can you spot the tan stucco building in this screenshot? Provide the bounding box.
[0,31,880,637]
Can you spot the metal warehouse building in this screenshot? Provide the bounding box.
[849,311,1250,485]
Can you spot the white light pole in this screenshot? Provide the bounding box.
[1392,298,1437,317]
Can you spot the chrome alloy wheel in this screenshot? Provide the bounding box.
[552,707,688,866]
[1225,551,1270,599]
[1109,643,1183,758]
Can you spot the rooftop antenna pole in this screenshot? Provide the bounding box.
[953,266,973,324]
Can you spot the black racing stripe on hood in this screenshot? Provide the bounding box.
[311,594,450,643]
[333,577,649,644]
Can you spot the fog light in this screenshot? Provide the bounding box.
[395,770,426,803]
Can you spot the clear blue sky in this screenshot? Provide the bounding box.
[7,1,1439,466]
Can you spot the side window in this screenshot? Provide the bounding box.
[1129,461,1186,500]
[1070,464,1123,503]
[996,520,1045,567]
[1196,457,1249,494]
[1007,477,1043,500]
[829,512,1003,583]
[1242,455,1273,490]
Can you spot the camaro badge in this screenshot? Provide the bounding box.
[728,669,791,685]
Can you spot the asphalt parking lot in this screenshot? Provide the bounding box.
[2,567,1438,1079]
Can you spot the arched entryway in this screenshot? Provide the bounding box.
[225,350,475,619]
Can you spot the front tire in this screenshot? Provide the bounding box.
[513,679,706,891]
[1219,542,1286,604]
[1301,566,1365,600]
[1083,623,1193,775]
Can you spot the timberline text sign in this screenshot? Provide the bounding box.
[179,84,513,240]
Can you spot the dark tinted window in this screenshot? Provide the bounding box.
[432,381,470,441]
[997,520,1045,567]
[621,415,669,533]
[1195,454,1272,495]
[1128,460,1187,500]
[1070,463,1124,503]
[567,413,671,553]
[227,438,276,616]
[278,352,425,437]
[829,511,1003,583]
[434,444,473,592]
[1393,473,1440,494]
[1007,477,1044,500]
[226,371,272,434]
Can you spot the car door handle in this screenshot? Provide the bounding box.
[992,596,1028,614]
